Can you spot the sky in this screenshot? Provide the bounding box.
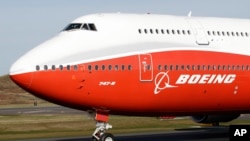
[1,0,250,76]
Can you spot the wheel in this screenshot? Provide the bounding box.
[92,136,98,141]
[100,133,114,141]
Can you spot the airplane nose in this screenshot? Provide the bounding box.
[9,72,33,89]
[9,60,33,89]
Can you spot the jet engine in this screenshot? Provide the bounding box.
[192,114,240,124]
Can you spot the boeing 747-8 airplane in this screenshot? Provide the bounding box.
[9,13,250,141]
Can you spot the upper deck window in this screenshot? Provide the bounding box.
[63,23,82,31]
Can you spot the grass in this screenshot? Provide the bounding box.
[0,114,93,140]
[0,75,53,108]
[0,114,195,141]
[1,114,250,141]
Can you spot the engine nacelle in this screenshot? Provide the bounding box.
[192,114,240,124]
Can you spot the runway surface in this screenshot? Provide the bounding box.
[0,106,85,115]
[2,106,249,141]
[20,127,229,141]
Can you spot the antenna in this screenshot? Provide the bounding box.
[188,11,192,17]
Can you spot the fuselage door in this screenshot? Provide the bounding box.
[138,54,153,81]
[188,18,209,45]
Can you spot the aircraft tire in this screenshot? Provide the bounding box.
[100,133,114,141]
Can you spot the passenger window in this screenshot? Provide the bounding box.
[88,65,92,71]
[115,65,119,71]
[175,65,179,70]
[207,31,210,35]
[155,29,159,34]
[192,65,195,70]
[222,31,225,36]
[108,65,112,70]
[241,32,244,37]
[150,29,153,34]
[222,65,226,70]
[232,65,235,70]
[166,29,170,34]
[181,65,185,70]
[237,65,240,70]
[182,30,186,35]
[102,65,105,70]
[207,65,210,70]
[95,65,99,70]
[44,65,48,70]
[197,65,200,70]
[36,65,40,71]
[246,32,249,37]
[246,65,250,70]
[202,65,206,70]
[52,65,56,71]
[161,29,165,34]
[144,29,148,34]
[121,65,125,70]
[170,65,173,70]
[212,65,216,70]
[212,31,216,36]
[138,29,142,34]
[172,30,175,34]
[67,65,71,70]
[242,65,245,70]
[74,65,78,71]
[158,65,162,70]
[177,30,180,34]
[128,65,132,70]
[59,65,63,70]
[217,65,221,70]
[164,65,168,70]
[217,31,220,36]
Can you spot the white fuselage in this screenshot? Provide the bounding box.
[10,13,250,75]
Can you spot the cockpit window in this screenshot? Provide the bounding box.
[81,23,97,31]
[63,23,82,31]
[88,23,97,31]
[63,23,97,31]
[82,24,88,30]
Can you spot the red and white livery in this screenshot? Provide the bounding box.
[10,13,250,141]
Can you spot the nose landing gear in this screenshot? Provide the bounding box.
[92,122,113,141]
[92,111,114,141]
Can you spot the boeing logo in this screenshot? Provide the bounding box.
[154,71,177,94]
[154,73,236,94]
[176,74,236,84]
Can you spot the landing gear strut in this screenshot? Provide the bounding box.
[91,111,114,141]
[92,122,113,141]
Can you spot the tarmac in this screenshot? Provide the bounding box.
[18,127,229,141]
[1,106,249,141]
